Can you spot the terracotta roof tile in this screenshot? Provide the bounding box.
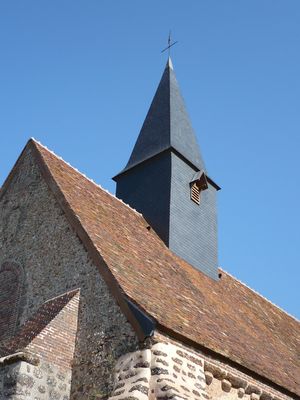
[28,140,300,396]
[1,289,79,357]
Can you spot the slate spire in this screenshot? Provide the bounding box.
[123,57,205,173]
[114,59,220,280]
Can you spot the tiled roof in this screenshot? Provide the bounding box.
[0,289,79,358]
[11,140,300,396]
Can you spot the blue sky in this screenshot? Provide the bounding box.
[0,1,299,319]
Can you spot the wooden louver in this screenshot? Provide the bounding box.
[191,183,200,205]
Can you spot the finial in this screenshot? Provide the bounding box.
[161,31,178,58]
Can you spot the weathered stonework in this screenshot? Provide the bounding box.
[0,355,71,400]
[109,342,206,400]
[0,261,24,341]
[108,338,293,400]
[203,360,291,400]
[150,333,293,400]
[0,148,139,399]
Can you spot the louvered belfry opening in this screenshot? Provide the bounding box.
[191,182,200,205]
[114,58,221,280]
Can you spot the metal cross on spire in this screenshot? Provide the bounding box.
[161,31,178,57]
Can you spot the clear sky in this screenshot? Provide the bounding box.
[0,1,299,319]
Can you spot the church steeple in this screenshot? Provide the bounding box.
[114,59,220,280]
[122,58,205,173]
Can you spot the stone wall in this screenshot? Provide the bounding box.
[108,336,294,400]
[0,355,71,400]
[0,147,139,399]
[0,261,24,341]
[109,342,206,400]
[158,333,293,400]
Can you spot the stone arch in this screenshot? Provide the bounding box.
[0,261,24,341]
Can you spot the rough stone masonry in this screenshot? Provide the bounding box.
[108,339,292,400]
[0,146,139,399]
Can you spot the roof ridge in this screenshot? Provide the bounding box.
[30,138,143,217]
[42,288,80,304]
[220,268,300,323]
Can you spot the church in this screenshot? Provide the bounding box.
[0,58,299,400]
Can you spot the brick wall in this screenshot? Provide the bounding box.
[3,290,80,371]
[27,291,79,370]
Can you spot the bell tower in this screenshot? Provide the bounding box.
[113,58,220,280]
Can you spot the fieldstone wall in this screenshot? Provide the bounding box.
[108,340,293,400]
[109,342,206,400]
[0,147,139,399]
[0,357,71,400]
[203,360,292,400]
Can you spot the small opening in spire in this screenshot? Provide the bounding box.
[190,170,209,205]
[191,183,201,205]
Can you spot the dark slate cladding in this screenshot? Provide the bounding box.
[116,152,172,246]
[169,153,218,280]
[169,65,205,172]
[121,58,205,173]
[114,58,219,280]
[123,64,171,170]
